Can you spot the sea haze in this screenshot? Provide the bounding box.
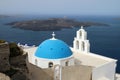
[0,15,120,73]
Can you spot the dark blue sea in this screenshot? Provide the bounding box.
[0,15,120,73]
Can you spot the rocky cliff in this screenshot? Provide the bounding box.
[0,42,10,72]
[0,42,29,80]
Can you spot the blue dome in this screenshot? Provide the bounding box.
[35,39,72,59]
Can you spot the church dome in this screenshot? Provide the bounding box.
[35,39,72,59]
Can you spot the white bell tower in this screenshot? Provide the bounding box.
[73,26,90,53]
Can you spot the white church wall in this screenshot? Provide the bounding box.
[27,52,31,63]
[25,26,118,80]
[61,57,75,66]
[24,47,37,64]
[92,61,117,80]
[30,56,74,68]
[33,57,61,68]
[69,58,75,66]
[27,52,34,64]
[26,47,75,68]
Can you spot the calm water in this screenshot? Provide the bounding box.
[0,15,120,73]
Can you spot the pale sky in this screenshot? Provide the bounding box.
[0,0,120,16]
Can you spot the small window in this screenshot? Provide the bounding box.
[49,62,53,68]
[82,41,85,51]
[80,31,82,38]
[76,41,79,49]
[65,61,69,66]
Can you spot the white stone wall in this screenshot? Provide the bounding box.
[29,54,74,68]
[92,61,117,80]
[32,56,61,68]
[27,52,33,64]
[25,47,74,68]
[61,57,74,66]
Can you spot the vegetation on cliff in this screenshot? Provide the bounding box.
[9,42,23,57]
[0,40,23,57]
[0,40,6,43]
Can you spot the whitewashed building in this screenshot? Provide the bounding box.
[24,26,117,80]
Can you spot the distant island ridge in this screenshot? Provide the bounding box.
[0,15,10,18]
[6,18,109,31]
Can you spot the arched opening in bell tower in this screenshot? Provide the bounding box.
[82,41,85,51]
[79,31,82,39]
[76,41,79,49]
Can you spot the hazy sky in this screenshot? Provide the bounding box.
[0,0,120,16]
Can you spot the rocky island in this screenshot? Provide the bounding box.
[6,18,109,31]
[0,15,10,18]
